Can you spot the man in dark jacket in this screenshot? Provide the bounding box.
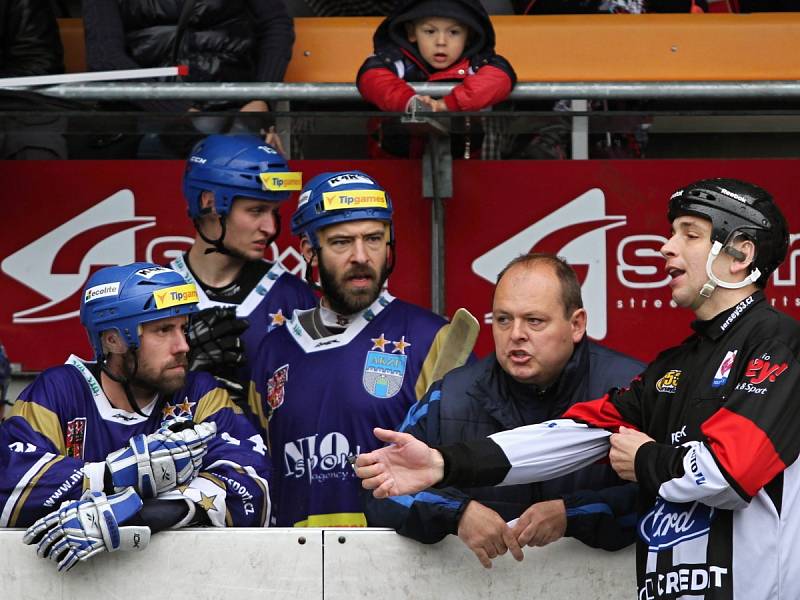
[0,0,64,77]
[365,252,643,568]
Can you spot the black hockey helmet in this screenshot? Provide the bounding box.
[668,178,789,288]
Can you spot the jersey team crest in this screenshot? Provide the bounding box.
[267,364,289,410]
[65,417,87,459]
[363,346,408,398]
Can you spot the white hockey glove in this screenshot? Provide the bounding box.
[23,487,150,572]
[105,420,217,498]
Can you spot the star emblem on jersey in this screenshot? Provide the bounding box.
[198,492,218,512]
[371,334,390,351]
[270,309,286,327]
[162,404,177,419]
[363,335,408,399]
[392,336,411,355]
[177,398,196,417]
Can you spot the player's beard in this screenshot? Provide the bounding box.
[318,253,388,315]
[124,351,189,397]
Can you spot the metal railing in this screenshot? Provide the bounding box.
[9,80,800,102]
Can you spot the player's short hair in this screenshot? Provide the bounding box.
[495,253,583,319]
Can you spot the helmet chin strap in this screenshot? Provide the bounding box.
[692,240,762,310]
[101,350,148,417]
[193,214,233,256]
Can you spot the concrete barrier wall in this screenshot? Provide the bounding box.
[0,528,635,599]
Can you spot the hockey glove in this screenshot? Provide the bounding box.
[23,487,150,572]
[105,421,217,498]
[187,307,249,372]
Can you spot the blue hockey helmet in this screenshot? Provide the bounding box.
[291,171,394,248]
[80,263,199,360]
[182,134,302,218]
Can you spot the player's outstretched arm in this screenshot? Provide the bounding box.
[355,428,445,498]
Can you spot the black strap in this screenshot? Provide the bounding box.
[171,0,199,66]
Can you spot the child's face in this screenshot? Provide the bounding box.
[407,17,468,70]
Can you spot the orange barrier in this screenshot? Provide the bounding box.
[58,14,800,83]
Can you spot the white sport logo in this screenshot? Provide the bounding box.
[472,188,626,340]
[83,282,120,303]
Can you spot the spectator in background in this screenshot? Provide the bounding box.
[510,0,706,13]
[0,0,64,77]
[82,0,295,156]
[0,0,68,158]
[357,0,515,158]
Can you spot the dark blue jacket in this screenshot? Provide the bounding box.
[364,336,643,549]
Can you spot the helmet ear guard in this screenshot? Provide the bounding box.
[668,178,789,295]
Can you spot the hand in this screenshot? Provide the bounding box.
[457,501,524,569]
[512,499,567,548]
[354,428,445,498]
[106,421,217,498]
[187,307,249,372]
[609,426,654,481]
[262,125,286,155]
[23,488,150,572]
[240,100,269,113]
[429,98,448,112]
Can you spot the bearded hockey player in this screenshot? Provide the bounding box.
[248,170,452,527]
[175,134,316,397]
[356,178,800,600]
[1,263,271,572]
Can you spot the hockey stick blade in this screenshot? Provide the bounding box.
[430,308,480,384]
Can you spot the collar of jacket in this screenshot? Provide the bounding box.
[468,336,590,429]
[399,47,472,80]
[691,290,764,341]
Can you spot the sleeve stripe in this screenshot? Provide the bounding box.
[247,380,269,432]
[563,395,639,431]
[8,401,65,454]
[0,452,62,527]
[565,502,613,518]
[398,390,440,432]
[388,491,462,510]
[194,388,243,424]
[701,407,786,498]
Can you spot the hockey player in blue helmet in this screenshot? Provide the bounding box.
[3,262,271,571]
[174,134,316,399]
[247,170,454,528]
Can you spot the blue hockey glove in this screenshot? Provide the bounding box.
[22,488,150,572]
[106,420,217,498]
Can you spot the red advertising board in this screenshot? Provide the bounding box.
[448,159,800,361]
[1,159,799,371]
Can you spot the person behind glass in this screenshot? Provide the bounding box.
[358,0,515,113]
[365,253,643,568]
[357,0,516,158]
[82,0,294,156]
